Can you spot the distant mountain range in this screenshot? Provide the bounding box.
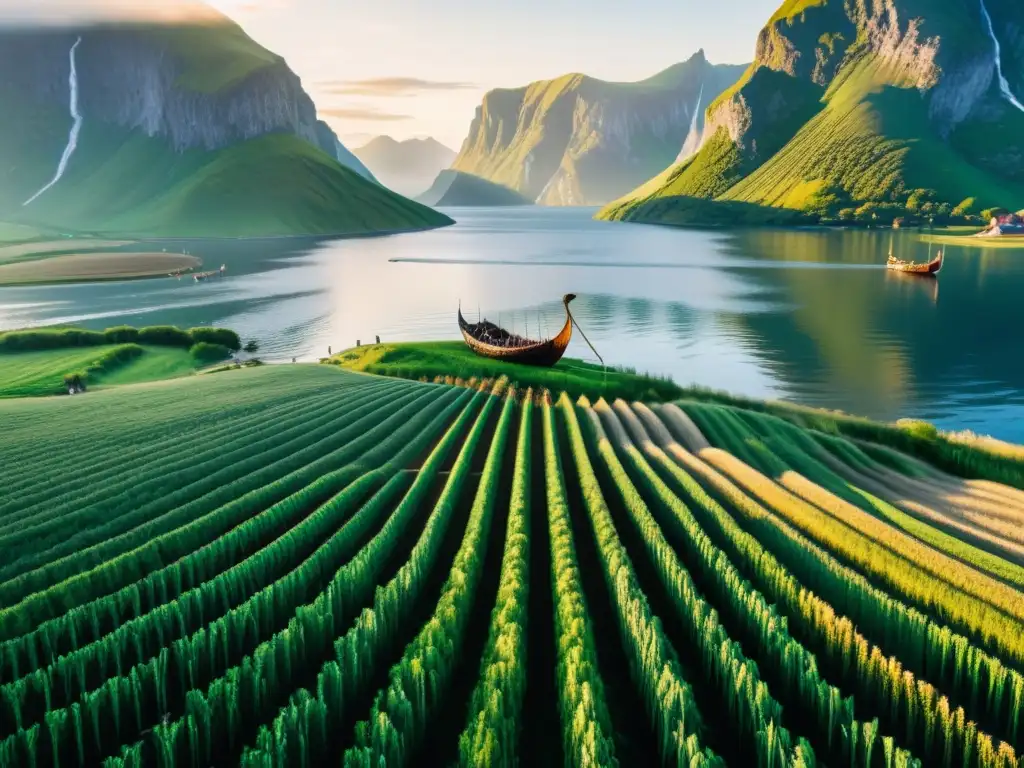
[416,170,531,207]
[354,136,456,198]
[600,0,1024,226]
[450,51,746,206]
[0,7,448,237]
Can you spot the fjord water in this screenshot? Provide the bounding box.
[2,207,1023,440]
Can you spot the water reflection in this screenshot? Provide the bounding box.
[1,208,1023,440]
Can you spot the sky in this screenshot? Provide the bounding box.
[208,0,776,150]
[0,0,776,150]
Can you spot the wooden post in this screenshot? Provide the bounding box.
[328,346,332,355]
[357,340,361,347]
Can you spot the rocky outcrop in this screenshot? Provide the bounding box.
[451,51,746,206]
[600,0,1024,225]
[0,23,347,156]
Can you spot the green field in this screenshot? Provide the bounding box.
[0,354,1021,767]
[0,345,202,397]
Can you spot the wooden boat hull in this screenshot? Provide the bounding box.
[458,297,574,367]
[886,253,942,276]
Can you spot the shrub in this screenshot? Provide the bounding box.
[102,326,140,344]
[980,207,1009,222]
[190,342,233,364]
[189,327,241,351]
[0,328,106,352]
[952,197,978,217]
[137,326,193,347]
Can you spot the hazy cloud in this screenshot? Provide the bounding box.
[319,77,476,97]
[320,106,412,122]
[0,0,228,25]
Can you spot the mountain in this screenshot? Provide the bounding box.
[449,51,746,206]
[599,0,1024,226]
[353,136,456,197]
[416,170,531,207]
[0,10,448,237]
[314,121,377,183]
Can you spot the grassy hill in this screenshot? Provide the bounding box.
[600,0,1024,226]
[416,170,531,207]
[14,129,450,237]
[0,12,450,237]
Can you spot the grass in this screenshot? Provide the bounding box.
[7,126,452,238]
[329,341,683,402]
[0,363,1021,768]
[921,233,1024,250]
[0,345,202,397]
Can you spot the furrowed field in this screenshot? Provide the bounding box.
[0,363,1022,767]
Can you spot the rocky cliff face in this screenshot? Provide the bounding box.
[0,23,355,163]
[0,15,450,236]
[451,51,746,206]
[600,0,1024,224]
[703,0,1019,156]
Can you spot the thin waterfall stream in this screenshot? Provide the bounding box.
[978,0,1024,113]
[24,36,84,206]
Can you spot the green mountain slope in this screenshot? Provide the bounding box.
[600,0,1024,226]
[416,170,530,207]
[451,51,746,205]
[0,11,448,237]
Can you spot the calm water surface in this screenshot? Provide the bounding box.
[2,207,1023,441]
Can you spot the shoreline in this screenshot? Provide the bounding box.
[8,219,453,245]
[0,252,203,287]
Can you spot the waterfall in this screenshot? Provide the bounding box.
[678,83,704,162]
[978,0,1024,113]
[24,36,84,206]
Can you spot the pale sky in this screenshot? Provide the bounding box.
[208,0,774,150]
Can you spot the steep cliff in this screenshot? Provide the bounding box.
[354,136,456,198]
[600,0,1024,225]
[450,51,746,206]
[0,12,447,236]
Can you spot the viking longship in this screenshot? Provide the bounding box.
[458,293,600,367]
[886,237,943,276]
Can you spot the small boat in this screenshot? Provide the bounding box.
[458,293,601,367]
[193,265,226,282]
[886,234,942,276]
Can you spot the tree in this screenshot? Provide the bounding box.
[244,340,260,354]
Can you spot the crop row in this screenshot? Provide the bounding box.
[3,370,1022,768]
